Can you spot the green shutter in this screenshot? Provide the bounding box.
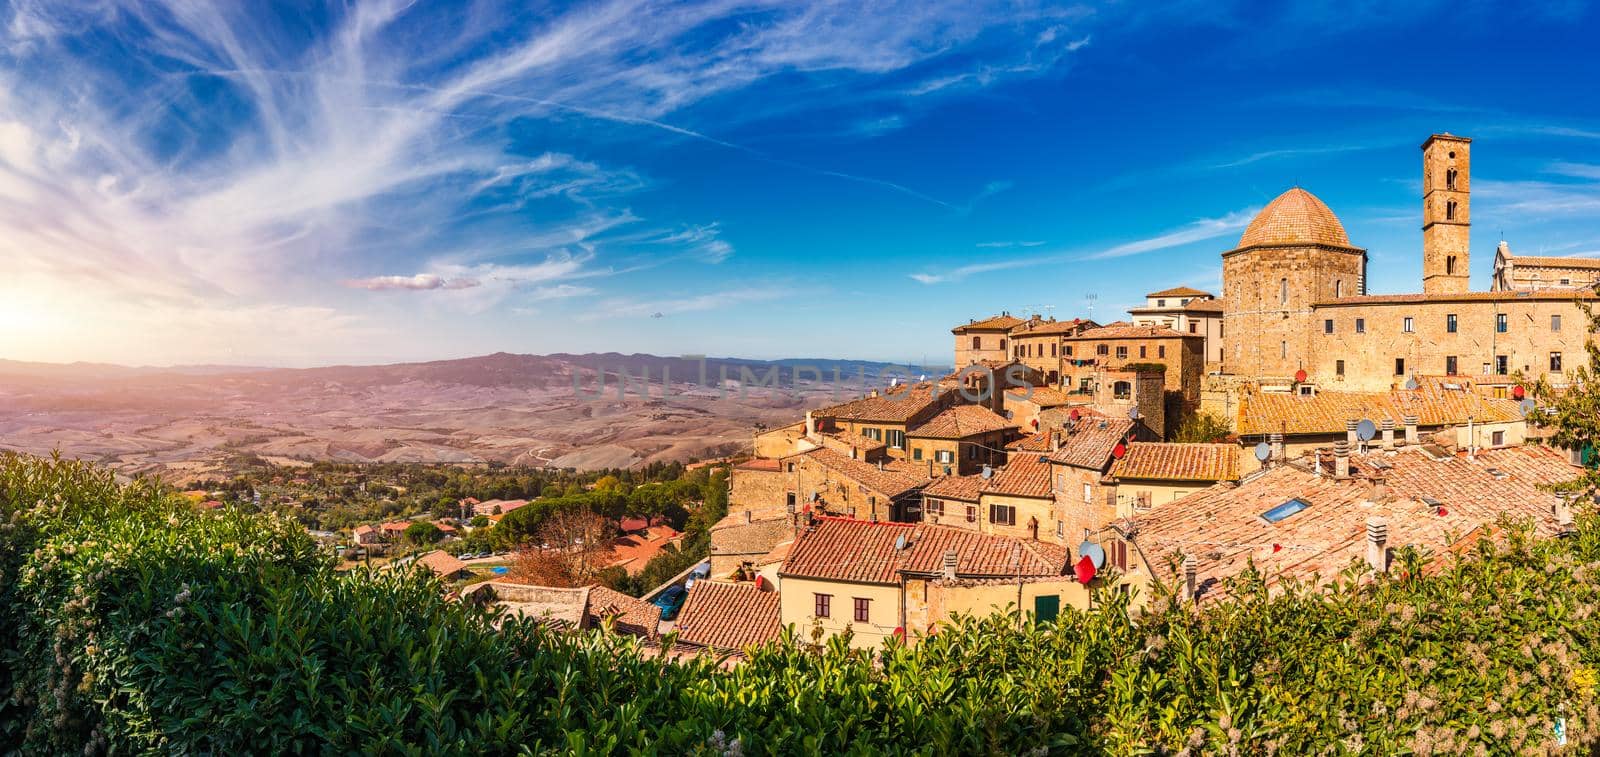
[1033,594,1060,626]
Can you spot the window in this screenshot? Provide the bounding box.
[966,445,978,460]
[1057,520,1065,538]
[1096,344,1109,356]
[1139,346,1147,358]
[1446,168,1457,190]
[1445,201,1457,221]
[886,429,905,449]
[1554,314,1563,331]
[1496,355,1508,375]
[924,499,942,518]
[1552,352,1564,372]
[971,336,980,349]
[786,462,796,473]
[814,593,832,618]
[1115,346,1128,359]
[1082,483,1092,504]
[786,492,797,508]
[1492,430,1505,447]
[1110,540,1130,571]
[1051,343,1057,357]
[1446,314,1458,333]
[998,339,1006,350]
[1157,299,1166,307]
[1261,498,1309,523]
[1280,341,1288,359]
[989,503,1016,526]
[1561,278,1572,286]
[1403,317,1414,333]
[853,597,871,623]
[1336,360,1345,376]
[1113,381,1132,399]
[1447,255,1457,275]
[1280,278,1289,305]
[912,447,923,461]
[1496,313,1508,333]
[1158,345,1166,358]
[1335,280,1343,298]
[1064,345,1074,356]
[1324,319,1334,334]
[965,504,976,523]
[1355,318,1365,334]
[934,450,954,464]
[1445,356,1458,375]
[1395,357,1406,376]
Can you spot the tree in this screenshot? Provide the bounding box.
[403,521,441,545]
[529,508,615,585]
[1172,412,1232,443]
[1531,300,1600,497]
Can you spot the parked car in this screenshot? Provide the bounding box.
[653,585,688,621]
[684,562,712,591]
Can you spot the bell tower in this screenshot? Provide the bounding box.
[1422,133,1471,294]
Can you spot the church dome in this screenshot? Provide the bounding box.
[1236,187,1352,249]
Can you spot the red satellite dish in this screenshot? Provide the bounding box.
[1272,543,1282,553]
[1031,418,1040,429]
[1294,369,1308,383]
[1069,408,1081,421]
[753,575,766,590]
[1513,385,1526,399]
[893,626,906,640]
[1074,555,1096,585]
[1112,442,1127,459]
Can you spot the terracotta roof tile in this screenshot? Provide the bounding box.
[1236,378,1523,436]
[1070,324,1198,341]
[674,581,781,651]
[416,550,467,578]
[1234,188,1356,250]
[463,582,658,638]
[952,314,1025,333]
[794,447,930,498]
[982,453,1054,499]
[1049,416,1136,470]
[1007,429,1060,451]
[815,382,948,423]
[584,585,661,638]
[1506,255,1600,270]
[909,405,1015,439]
[781,517,1068,584]
[1317,290,1600,305]
[1008,318,1096,336]
[1004,386,1075,408]
[1146,286,1215,298]
[1109,443,1240,482]
[921,474,985,502]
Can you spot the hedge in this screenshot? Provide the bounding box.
[4,451,1600,753]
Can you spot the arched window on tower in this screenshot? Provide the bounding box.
[1447,256,1457,275]
[1335,280,1343,298]
[1446,200,1457,221]
[1446,168,1458,190]
[1280,278,1289,306]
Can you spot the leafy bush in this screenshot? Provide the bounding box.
[6,452,1600,753]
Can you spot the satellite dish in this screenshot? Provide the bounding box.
[894,534,908,551]
[1254,442,1272,462]
[1077,541,1106,569]
[1356,419,1377,442]
[1512,385,1526,400]
[1128,406,1141,420]
[1520,398,1537,416]
[1404,376,1419,390]
[1069,408,1081,421]
[1294,369,1308,383]
[980,465,993,479]
[1112,442,1127,459]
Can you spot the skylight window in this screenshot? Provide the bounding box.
[1260,498,1309,524]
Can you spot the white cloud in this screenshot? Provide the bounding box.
[578,287,787,321]
[344,274,479,291]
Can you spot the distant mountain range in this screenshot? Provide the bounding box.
[0,352,950,479]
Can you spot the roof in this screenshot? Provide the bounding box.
[909,405,1015,439]
[709,509,793,558]
[814,382,946,424]
[1129,298,1225,315]
[983,453,1055,499]
[1507,255,1600,270]
[674,581,781,652]
[781,517,1068,585]
[1049,416,1137,470]
[1316,290,1600,305]
[1070,324,1197,341]
[415,550,468,578]
[1146,286,1214,298]
[952,314,1025,333]
[1235,188,1356,250]
[734,458,782,472]
[921,474,985,502]
[1004,386,1075,408]
[794,447,930,498]
[1109,443,1240,482]
[1009,318,1094,336]
[462,582,658,638]
[1128,444,1579,602]
[1236,378,1523,436]
[1007,429,1060,452]
[606,526,684,573]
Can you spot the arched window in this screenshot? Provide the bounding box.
[1445,168,1458,190]
[1280,278,1289,305]
[1335,280,1343,298]
[1446,201,1457,221]
[1447,256,1457,275]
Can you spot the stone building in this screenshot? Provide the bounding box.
[1007,316,1097,384]
[1127,287,1225,368]
[951,313,1024,366]
[1062,324,1204,419]
[1492,240,1600,292]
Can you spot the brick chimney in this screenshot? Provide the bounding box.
[1183,554,1198,603]
[1380,418,1396,450]
[1269,432,1285,464]
[942,549,958,580]
[1346,420,1360,448]
[1333,440,1351,480]
[1365,516,1389,573]
[1403,415,1420,446]
[804,410,816,438]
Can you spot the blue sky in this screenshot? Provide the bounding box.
[1,1,1598,367]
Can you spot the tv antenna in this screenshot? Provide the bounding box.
[1084,293,1098,319]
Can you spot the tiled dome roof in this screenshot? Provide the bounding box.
[1237,188,1352,249]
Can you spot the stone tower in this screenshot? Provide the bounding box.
[1422,134,1471,294]
[1221,188,1367,379]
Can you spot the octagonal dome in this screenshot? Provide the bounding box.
[1237,188,1352,249]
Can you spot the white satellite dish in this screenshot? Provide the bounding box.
[1404,376,1419,390]
[1520,398,1538,416]
[1128,406,1141,420]
[894,534,908,550]
[1356,419,1377,442]
[1077,541,1106,569]
[1254,442,1272,462]
[980,465,993,479]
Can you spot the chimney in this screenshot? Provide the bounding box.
[1269,432,1285,464]
[1182,554,1198,603]
[1403,415,1420,446]
[1345,419,1360,448]
[1380,418,1396,450]
[742,509,752,524]
[941,549,958,580]
[804,410,816,438]
[1333,440,1351,480]
[1365,516,1389,573]
[1051,430,1062,452]
[1556,496,1576,531]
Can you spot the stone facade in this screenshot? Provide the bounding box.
[951,313,1023,366]
[1421,134,1471,295]
[1492,241,1600,292]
